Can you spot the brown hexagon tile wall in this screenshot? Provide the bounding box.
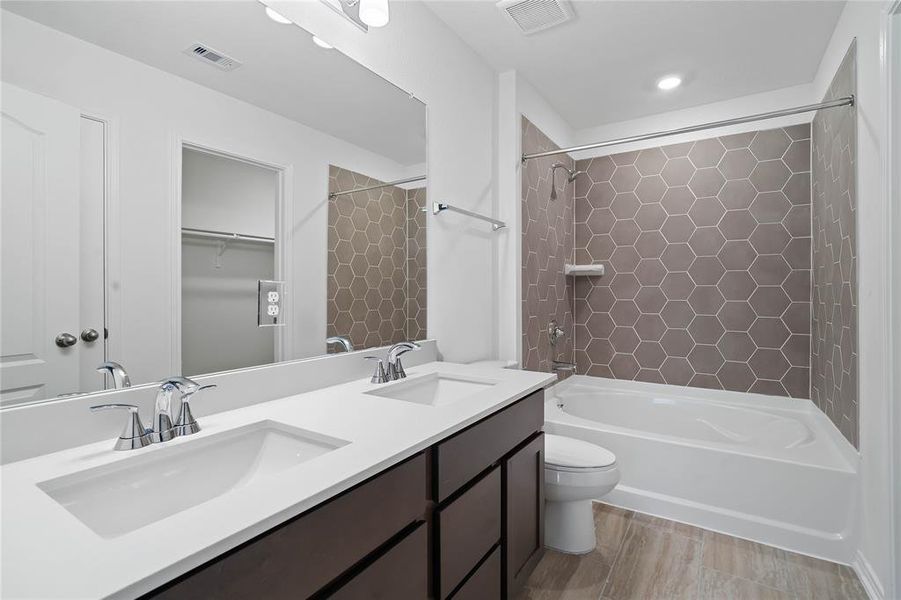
[811,42,858,447]
[327,165,426,352]
[571,126,812,398]
[522,117,574,374]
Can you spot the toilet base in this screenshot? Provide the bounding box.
[544,499,596,554]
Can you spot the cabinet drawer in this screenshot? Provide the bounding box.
[434,390,543,501]
[450,546,501,600]
[147,453,427,600]
[436,466,501,599]
[330,523,428,599]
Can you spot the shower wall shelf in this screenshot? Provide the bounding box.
[564,264,605,277]
[432,202,506,231]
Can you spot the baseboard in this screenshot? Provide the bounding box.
[853,550,885,600]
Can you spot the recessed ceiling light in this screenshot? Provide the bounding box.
[657,75,682,91]
[265,6,292,24]
[312,36,333,49]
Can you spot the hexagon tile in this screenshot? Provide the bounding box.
[811,43,858,448]
[522,117,575,375]
[327,165,426,352]
[571,125,812,398]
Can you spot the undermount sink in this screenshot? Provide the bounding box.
[365,372,497,406]
[38,420,349,538]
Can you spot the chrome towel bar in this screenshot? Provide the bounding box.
[433,202,506,231]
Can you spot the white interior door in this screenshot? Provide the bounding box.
[1,83,81,404]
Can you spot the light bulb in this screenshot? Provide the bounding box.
[265,6,292,24]
[657,75,682,91]
[359,0,389,27]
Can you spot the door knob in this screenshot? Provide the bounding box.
[81,328,100,343]
[55,333,78,348]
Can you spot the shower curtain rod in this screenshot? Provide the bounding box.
[328,175,427,198]
[521,95,855,162]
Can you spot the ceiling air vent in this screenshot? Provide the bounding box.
[497,0,574,35]
[183,43,242,72]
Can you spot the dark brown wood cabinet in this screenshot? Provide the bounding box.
[330,523,429,599]
[451,546,501,600]
[144,389,545,600]
[504,433,545,597]
[435,466,501,598]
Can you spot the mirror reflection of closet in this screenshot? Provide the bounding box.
[180,147,279,376]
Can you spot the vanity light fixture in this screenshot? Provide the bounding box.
[264,6,292,24]
[313,36,334,49]
[657,75,682,91]
[359,0,390,27]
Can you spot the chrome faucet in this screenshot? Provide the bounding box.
[326,336,354,352]
[150,382,178,443]
[366,342,421,383]
[90,376,216,450]
[386,341,420,381]
[97,361,131,389]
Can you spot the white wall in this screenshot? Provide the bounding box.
[570,83,817,160]
[264,0,498,363]
[496,71,577,366]
[810,2,896,597]
[891,9,901,597]
[1,11,420,385]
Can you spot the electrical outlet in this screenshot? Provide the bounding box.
[258,280,285,327]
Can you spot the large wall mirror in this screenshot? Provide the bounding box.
[0,1,427,404]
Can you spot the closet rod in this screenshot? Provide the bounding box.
[329,175,427,199]
[521,95,855,162]
[181,227,274,243]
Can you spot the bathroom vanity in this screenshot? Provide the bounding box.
[147,389,544,600]
[0,361,554,599]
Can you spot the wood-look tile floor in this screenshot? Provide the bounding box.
[518,503,868,600]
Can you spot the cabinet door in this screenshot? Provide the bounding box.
[504,433,544,596]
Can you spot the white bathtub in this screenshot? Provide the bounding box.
[544,375,859,563]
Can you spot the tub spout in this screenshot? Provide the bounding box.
[552,360,577,373]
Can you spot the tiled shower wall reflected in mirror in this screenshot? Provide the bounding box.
[811,42,858,447]
[326,166,427,352]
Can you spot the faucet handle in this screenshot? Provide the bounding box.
[364,356,388,384]
[386,342,421,380]
[162,376,200,393]
[90,404,152,451]
[174,384,216,437]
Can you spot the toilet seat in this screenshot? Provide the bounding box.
[545,434,616,472]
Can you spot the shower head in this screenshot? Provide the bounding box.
[549,162,586,200]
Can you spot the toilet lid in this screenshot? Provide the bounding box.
[545,434,616,469]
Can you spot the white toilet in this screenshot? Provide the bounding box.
[544,433,620,554]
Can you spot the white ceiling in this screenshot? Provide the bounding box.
[4,1,426,166]
[425,0,845,129]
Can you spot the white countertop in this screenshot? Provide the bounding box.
[1,362,555,599]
